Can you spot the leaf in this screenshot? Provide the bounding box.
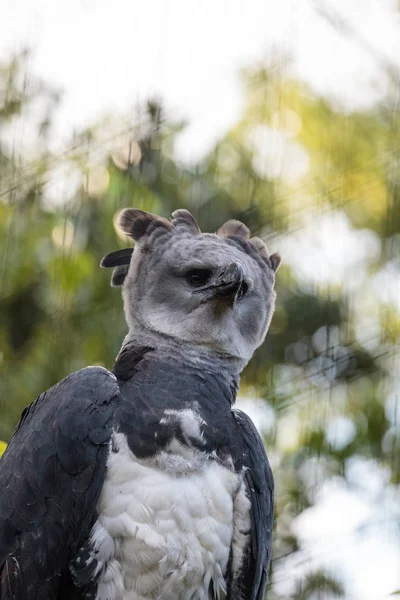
[0,440,7,457]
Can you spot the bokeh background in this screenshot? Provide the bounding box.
[1,0,400,598]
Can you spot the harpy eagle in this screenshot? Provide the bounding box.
[0,208,280,600]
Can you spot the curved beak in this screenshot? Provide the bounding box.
[195,262,246,304]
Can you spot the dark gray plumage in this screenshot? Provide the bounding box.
[0,208,280,600]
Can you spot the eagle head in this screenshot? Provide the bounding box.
[101,209,280,363]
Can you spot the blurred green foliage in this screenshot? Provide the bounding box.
[0,52,399,598]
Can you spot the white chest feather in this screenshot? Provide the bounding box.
[91,432,247,600]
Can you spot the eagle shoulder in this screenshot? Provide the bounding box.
[0,366,120,599]
[230,408,274,600]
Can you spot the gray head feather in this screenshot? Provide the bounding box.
[217,219,250,240]
[101,208,280,363]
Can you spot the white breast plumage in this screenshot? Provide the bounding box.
[91,432,244,600]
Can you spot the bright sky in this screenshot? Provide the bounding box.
[2,0,400,160]
[2,0,400,598]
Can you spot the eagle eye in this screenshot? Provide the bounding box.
[185,268,212,287]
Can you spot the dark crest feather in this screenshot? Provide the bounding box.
[111,265,130,287]
[249,237,281,271]
[217,219,250,240]
[100,248,133,268]
[171,209,201,234]
[270,252,281,272]
[249,236,269,260]
[119,209,172,241]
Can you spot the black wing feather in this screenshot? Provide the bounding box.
[0,366,120,600]
[232,408,274,600]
